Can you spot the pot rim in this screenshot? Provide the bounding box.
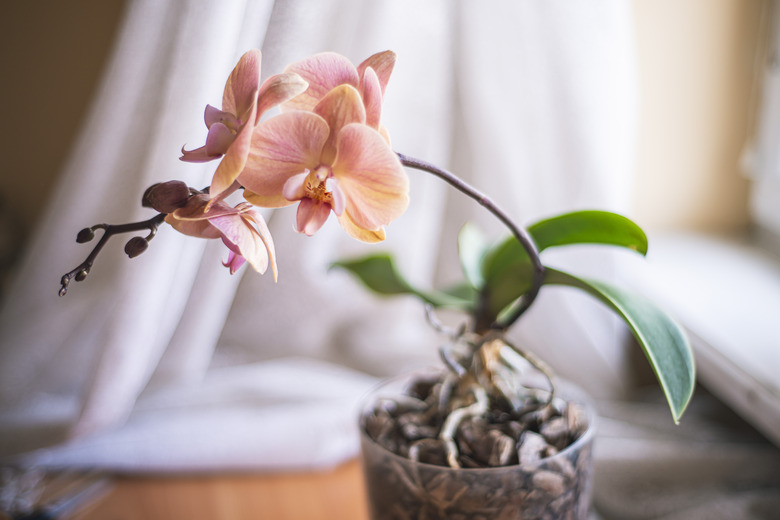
[358,366,597,474]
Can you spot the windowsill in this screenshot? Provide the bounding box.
[618,231,780,447]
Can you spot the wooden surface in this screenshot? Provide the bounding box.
[75,460,369,520]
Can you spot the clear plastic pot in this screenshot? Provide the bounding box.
[359,370,596,520]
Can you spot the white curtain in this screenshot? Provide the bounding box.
[0,0,639,471]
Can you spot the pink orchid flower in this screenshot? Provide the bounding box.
[281,50,396,140]
[180,49,308,202]
[165,193,277,277]
[240,83,408,243]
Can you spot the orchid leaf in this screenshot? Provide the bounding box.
[481,210,649,322]
[545,267,695,423]
[485,263,536,320]
[530,210,648,254]
[331,254,473,310]
[442,281,478,304]
[484,210,648,284]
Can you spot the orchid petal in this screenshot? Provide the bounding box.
[255,73,309,123]
[209,94,258,201]
[205,105,222,127]
[379,124,392,146]
[241,111,329,206]
[166,214,221,239]
[331,124,408,231]
[327,177,345,216]
[242,189,284,208]
[336,211,387,243]
[204,122,234,156]
[357,50,396,96]
[241,209,278,281]
[210,213,270,275]
[282,52,360,112]
[361,67,382,130]
[207,180,243,210]
[313,84,366,165]
[205,104,239,130]
[220,234,242,255]
[222,49,262,120]
[222,249,247,275]
[165,197,225,239]
[180,144,217,163]
[172,194,236,221]
[168,193,276,278]
[295,198,331,236]
[282,172,309,202]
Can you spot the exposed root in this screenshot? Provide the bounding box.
[439,384,488,469]
[498,337,556,408]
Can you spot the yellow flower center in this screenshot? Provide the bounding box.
[304,167,334,205]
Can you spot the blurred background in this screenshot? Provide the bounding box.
[1,1,779,519]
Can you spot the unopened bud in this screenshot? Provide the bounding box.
[76,228,95,243]
[75,268,89,282]
[125,236,149,258]
[142,181,190,213]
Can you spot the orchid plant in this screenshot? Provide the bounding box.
[61,49,695,425]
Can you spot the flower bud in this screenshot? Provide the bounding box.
[125,236,149,258]
[75,268,89,282]
[142,181,190,213]
[76,228,95,243]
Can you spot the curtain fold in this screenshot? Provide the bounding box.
[0,0,274,445]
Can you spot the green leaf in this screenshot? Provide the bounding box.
[458,223,490,289]
[441,281,479,303]
[331,254,473,310]
[530,210,648,254]
[545,267,696,423]
[484,210,647,282]
[480,210,649,324]
[483,262,536,321]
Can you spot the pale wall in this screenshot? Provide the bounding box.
[0,1,127,238]
[632,0,765,233]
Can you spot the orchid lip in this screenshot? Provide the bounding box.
[282,172,309,202]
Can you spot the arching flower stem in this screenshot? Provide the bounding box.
[396,152,545,331]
